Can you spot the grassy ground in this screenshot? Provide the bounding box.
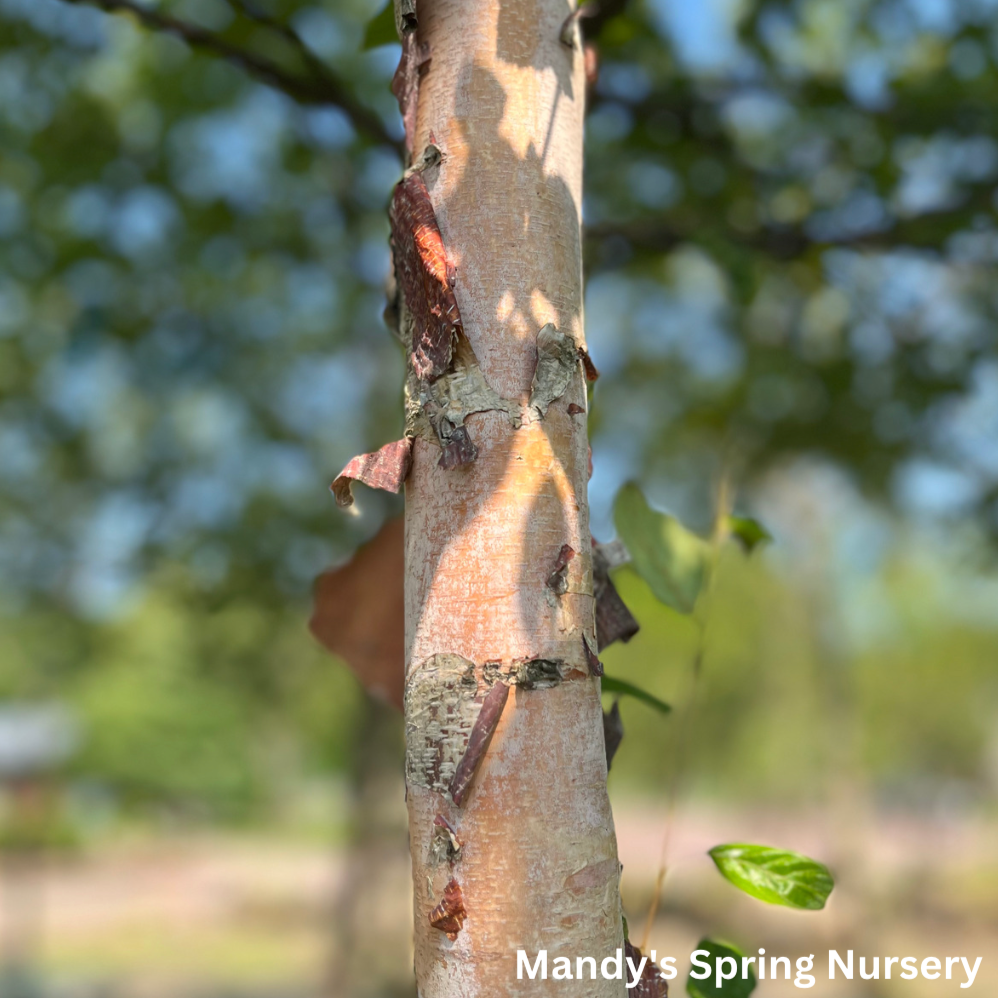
[7,802,997,998]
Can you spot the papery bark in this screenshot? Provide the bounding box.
[399,1,624,995]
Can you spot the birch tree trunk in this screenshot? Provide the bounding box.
[397,0,626,994]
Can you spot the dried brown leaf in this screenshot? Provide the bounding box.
[309,518,405,710]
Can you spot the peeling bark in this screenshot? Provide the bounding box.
[528,322,581,419]
[437,422,479,469]
[584,43,600,89]
[603,701,623,770]
[393,0,417,34]
[399,1,624,994]
[405,335,523,476]
[558,4,592,48]
[331,438,413,508]
[512,657,573,689]
[579,346,600,382]
[449,680,509,806]
[430,813,463,864]
[546,543,576,595]
[593,539,640,651]
[583,633,603,676]
[391,30,431,158]
[594,576,639,650]
[390,170,462,382]
[404,653,481,793]
[624,940,670,997]
[429,878,467,940]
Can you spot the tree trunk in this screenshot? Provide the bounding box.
[398,0,625,994]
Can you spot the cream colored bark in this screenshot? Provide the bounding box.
[402,1,624,995]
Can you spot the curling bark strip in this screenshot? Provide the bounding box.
[396,0,625,994]
[448,679,510,806]
[331,437,413,508]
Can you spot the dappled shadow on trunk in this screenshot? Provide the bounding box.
[400,3,623,993]
[405,57,590,668]
[496,0,576,101]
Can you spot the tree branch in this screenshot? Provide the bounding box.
[59,0,401,151]
[586,183,998,262]
[582,0,630,42]
[584,217,804,262]
[223,0,333,85]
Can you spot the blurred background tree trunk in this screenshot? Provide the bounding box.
[326,697,411,998]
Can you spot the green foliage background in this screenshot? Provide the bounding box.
[1,0,996,822]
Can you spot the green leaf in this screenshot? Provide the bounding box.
[363,2,398,49]
[726,516,772,552]
[686,939,756,998]
[613,482,710,614]
[709,844,834,910]
[601,676,671,715]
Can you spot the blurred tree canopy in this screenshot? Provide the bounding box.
[1,0,997,812]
